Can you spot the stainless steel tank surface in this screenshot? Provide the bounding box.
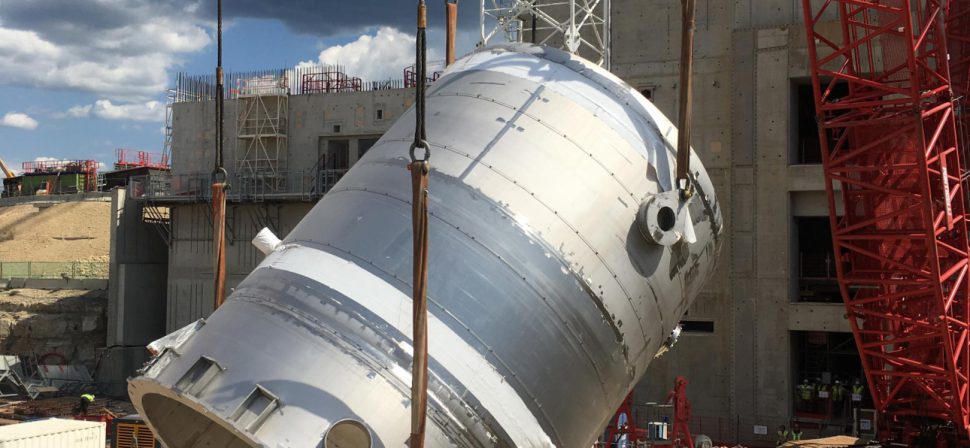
[128,43,722,448]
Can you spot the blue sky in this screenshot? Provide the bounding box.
[0,1,481,173]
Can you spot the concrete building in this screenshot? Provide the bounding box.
[112,0,863,444]
[609,1,860,443]
[140,85,413,331]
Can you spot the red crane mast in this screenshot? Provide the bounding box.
[802,0,970,440]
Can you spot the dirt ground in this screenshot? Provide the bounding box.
[0,202,110,262]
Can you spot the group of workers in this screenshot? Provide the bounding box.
[795,377,865,417]
[776,423,803,446]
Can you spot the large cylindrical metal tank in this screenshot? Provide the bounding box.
[129,43,722,448]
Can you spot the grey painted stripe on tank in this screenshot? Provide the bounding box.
[314,186,619,384]
[249,245,556,447]
[288,199,615,445]
[287,168,646,442]
[326,166,643,357]
[350,140,655,352]
[295,239,566,446]
[229,268,508,448]
[363,72,684,355]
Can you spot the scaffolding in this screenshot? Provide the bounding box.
[162,87,176,170]
[115,149,169,170]
[235,74,289,197]
[480,0,611,68]
[300,66,362,94]
[404,63,443,88]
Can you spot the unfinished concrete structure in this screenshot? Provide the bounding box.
[609,0,859,442]
[114,0,862,445]
[140,84,411,331]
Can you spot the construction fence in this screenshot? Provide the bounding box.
[0,262,108,280]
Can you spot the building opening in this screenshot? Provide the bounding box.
[792,80,848,165]
[791,331,869,422]
[795,217,840,303]
[322,139,351,170]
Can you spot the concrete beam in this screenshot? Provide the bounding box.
[788,302,851,332]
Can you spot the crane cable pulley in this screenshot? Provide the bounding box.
[408,1,431,447]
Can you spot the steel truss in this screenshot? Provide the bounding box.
[949,0,970,170]
[950,1,970,100]
[480,0,610,68]
[803,0,970,439]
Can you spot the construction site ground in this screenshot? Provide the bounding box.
[0,201,109,262]
[0,395,135,422]
[0,200,121,424]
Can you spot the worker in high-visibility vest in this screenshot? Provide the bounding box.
[796,379,814,412]
[851,378,865,407]
[791,423,804,441]
[776,425,790,447]
[831,380,847,417]
[77,393,95,415]
[815,379,830,415]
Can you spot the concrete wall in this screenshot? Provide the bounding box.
[108,188,168,346]
[165,89,411,329]
[171,89,411,182]
[166,202,313,330]
[612,0,850,442]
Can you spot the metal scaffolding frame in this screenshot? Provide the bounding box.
[300,66,362,94]
[480,0,611,68]
[162,88,176,170]
[115,149,169,170]
[404,63,444,88]
[803,0,970,440]
[235,75,289,197]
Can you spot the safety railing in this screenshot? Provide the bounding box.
[128,167,348,203]
[0,262,108,280]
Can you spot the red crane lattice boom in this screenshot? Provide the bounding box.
[803,0,970,440]
[949,0,970,165]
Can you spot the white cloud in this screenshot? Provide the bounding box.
[299,27,441,81]
[92,100,164,122]
[0,4,210,101]
[64,105,92,118]
[62,100,165,122]
[0,112,38,130]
